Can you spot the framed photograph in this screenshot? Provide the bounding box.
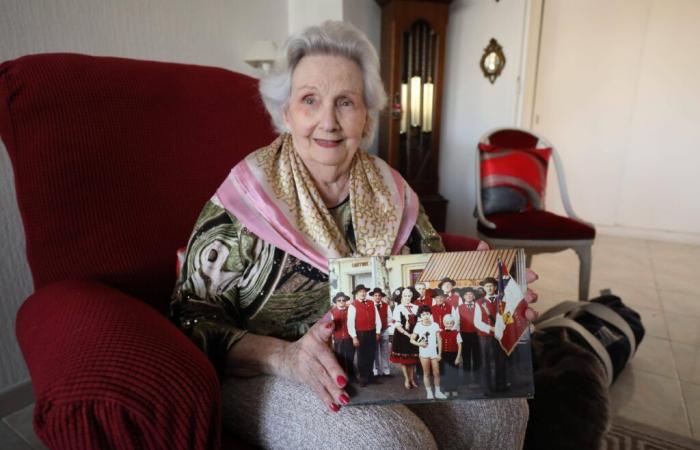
[328,249,534,405]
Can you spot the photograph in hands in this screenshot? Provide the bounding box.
[328,249,534,405]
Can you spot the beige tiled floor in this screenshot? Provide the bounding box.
[530,234,700,439]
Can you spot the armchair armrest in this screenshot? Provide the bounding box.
[16,280,221,450]
[440,233,482,251]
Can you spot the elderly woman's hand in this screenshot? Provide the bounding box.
[476,240,539,322]
[276,316,349,413]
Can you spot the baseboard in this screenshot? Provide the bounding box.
[0,380,34,418]
[596,225,700,245]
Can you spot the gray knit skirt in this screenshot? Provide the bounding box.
[221,375,528,449]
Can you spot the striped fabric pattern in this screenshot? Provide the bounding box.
[479,143,552,214]
[16,280,222,450]
[418,249,518,287]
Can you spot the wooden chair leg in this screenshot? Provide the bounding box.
[575,244,592,301]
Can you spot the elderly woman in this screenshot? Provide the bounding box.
[170,20,538,449]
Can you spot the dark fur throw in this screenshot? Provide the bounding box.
[524,328,611,450]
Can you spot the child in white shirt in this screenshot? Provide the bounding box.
[411,305,447,399]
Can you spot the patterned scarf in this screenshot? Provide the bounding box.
[216,134,419,273]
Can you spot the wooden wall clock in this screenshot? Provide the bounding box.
[376,0,452,232]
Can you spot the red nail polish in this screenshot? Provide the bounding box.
[330,403,340,412]
[325,321,333,329]
[339,394,349,405]
[337,375,347,387]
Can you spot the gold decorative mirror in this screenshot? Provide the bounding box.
[480,38,505,84]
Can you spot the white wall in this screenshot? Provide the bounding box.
[0,0,290,77]
[532,0,650,228]
[439,0,530,236]
[533,0,700,241]
[289,0,343,34]
[343,0,381,59]
[616,0,700,236]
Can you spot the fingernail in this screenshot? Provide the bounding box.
[337,375,347,387]
[339,394,349,405]
[325,321,333,329]
[330,403,340,412]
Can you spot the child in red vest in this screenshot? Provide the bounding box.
[440,314,463,397]
[331,292,355,382]
[431,291,456,331]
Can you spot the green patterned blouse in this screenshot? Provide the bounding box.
[169,196,443,375]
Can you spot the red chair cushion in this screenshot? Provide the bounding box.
[0,53,276,311]
[439,232,481,251]
[478,210,596,240]
[480,142,552,214]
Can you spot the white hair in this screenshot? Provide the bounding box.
[259,20,387,148]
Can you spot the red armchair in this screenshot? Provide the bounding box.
[1,53,481,449]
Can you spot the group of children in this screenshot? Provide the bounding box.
[331,276,506,399]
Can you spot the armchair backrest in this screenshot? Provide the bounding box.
[475,127,583,227]
[484,128,541,148]
[0,53,276,311]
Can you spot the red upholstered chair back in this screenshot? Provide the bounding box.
[487,129,539,148]
[479,128,552,214]
[0,53,276,312]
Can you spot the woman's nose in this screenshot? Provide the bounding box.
[319,103,339,131]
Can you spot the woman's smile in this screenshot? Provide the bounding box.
[313,138,343,148]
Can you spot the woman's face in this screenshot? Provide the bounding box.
[284,54,368,169]
[401,288,413,305]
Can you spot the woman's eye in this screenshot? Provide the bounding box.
[302,96,314,105]
[338,99,353,107]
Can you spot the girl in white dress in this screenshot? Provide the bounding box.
[411,306,447,399]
